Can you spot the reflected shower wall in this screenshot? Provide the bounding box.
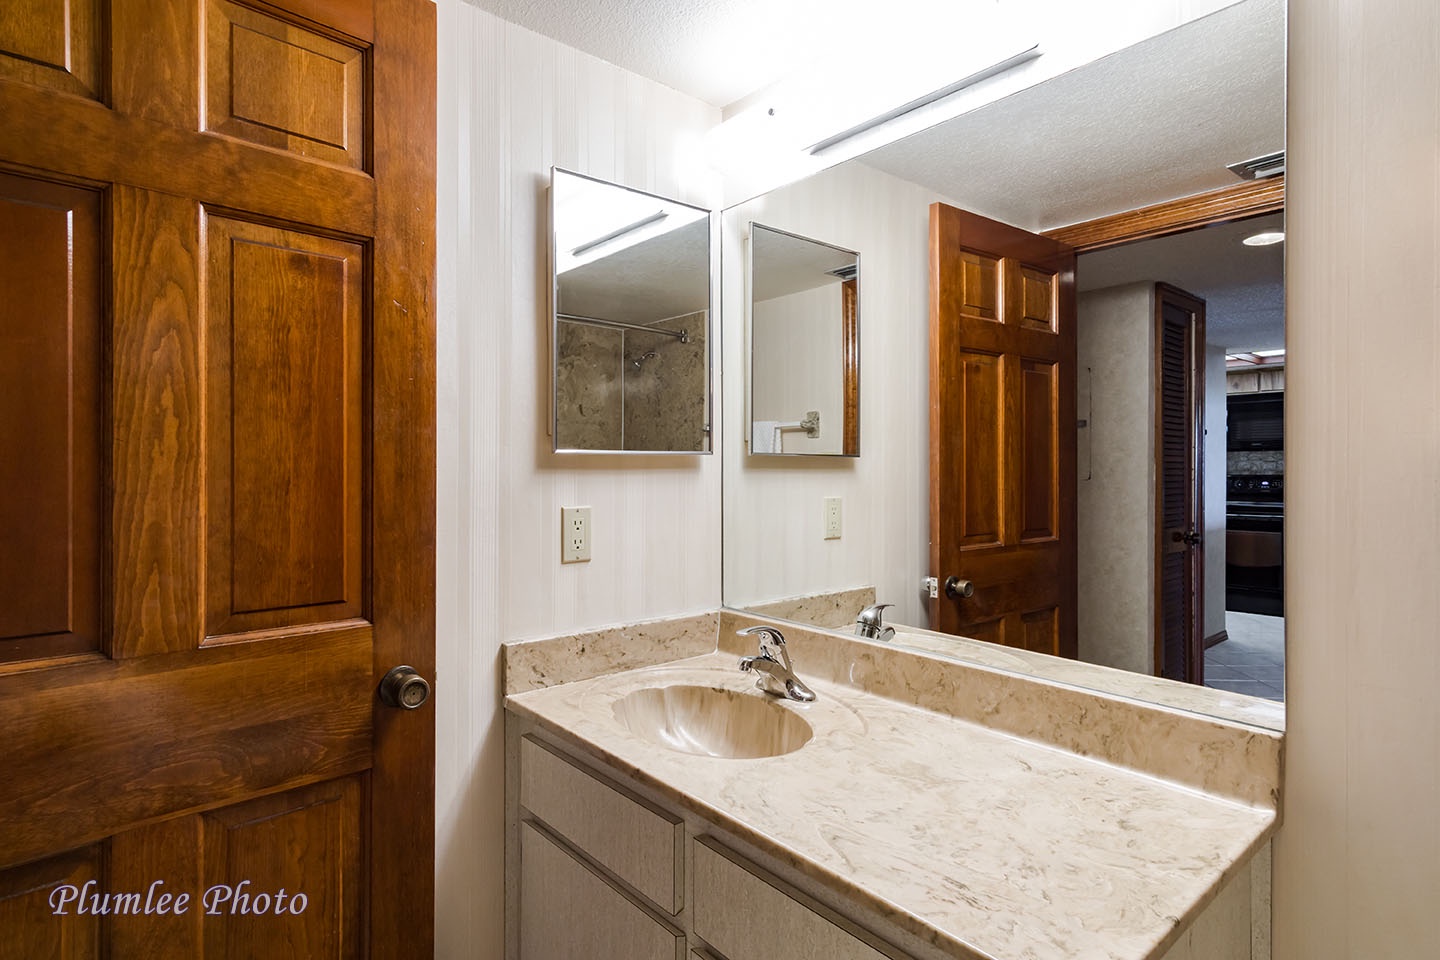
[555,311,707,451]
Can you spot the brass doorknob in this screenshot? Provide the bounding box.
[379,665,431,710]
[944,577,975,599]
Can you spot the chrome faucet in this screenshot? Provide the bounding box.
[737,626,816,702]
[854,603,895,642]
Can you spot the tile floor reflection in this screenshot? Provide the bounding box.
[1205,612,1285,701]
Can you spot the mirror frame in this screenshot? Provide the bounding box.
[745,222,861,458]
[549,166,716,455]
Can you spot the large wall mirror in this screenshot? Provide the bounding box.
[720,0,1286,728]
[550,168,714,453]
[748,224,860,456]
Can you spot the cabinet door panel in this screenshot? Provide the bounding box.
[519,824,681,960]
[692,838,896,960]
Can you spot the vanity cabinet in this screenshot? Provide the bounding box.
[507,720,1266,960]
[509,728,913,960]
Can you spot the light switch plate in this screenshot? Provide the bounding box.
[561,506,591,563]
[823,497,842,540]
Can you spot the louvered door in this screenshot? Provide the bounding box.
[1154,284,1206,683]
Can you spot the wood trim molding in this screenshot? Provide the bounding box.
[1204,630,1229,649]
[1044,176,1284,253]
[841,278,859,457]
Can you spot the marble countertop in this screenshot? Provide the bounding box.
[506,651,1277,960]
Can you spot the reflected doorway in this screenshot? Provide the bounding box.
[1075,210,1285,702]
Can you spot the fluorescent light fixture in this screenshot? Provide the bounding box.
[571,211,669,257]
[1253,349,1286,358]
[710,15,1039,170]
[552,170,708,275]
[807,44,1041,155]
[1243,231,1285,246]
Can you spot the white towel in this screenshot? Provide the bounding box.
[752,421,781,453]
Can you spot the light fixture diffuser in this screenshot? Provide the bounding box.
[1242,231,1285,246]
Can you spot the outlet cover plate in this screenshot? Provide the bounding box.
[561,506,591,563]
[823,497,842,540]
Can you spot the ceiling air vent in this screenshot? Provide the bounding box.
[1227,151,1286,180]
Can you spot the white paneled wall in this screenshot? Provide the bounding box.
[722,162,951,626]
[1074,283,1156,674]
[435,4,721,957]
[1276,0,1440,956]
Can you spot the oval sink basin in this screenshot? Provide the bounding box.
[612,685,813,759]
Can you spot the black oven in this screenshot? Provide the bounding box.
[1226,475,1283,616]
[1227,392,1284,451]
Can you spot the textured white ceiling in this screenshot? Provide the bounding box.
[1077,213,1285,351]
[858,0,1285,232]
[559,220,711,324]
[465,0,852,107]
[751,225,857,301]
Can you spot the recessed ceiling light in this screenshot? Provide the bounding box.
[1243,231,1285,246]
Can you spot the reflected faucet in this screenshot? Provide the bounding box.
[737,626,816,702]
[855,603,896,642]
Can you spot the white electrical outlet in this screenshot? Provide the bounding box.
[823,497,842,540]
[561,506,591,563]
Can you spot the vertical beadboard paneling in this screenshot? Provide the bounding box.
[722,162,946,626]
[1276,1,1440,958]
[435,5,721,958]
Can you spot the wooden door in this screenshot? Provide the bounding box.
[1154,284,1207,683]
[0,0,436,956]
[928,203,1077,657]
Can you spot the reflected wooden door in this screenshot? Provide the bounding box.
[928,203,1077,657]
[0,0,436,955]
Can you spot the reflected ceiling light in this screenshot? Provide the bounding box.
[572,211,669,257]
[805,44,1041,155]
[1242,231,1285,246]
[709,15,1039,171]
[1253,349,1286,357]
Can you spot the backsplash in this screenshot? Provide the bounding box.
[1228,450,1284,475]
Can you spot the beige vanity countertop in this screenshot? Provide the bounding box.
[506,651,1277,960]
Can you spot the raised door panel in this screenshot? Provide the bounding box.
[204,217,366,639]
[205,0,368,169]
[1020,607,1059,655]
[200,778,365,959]
[0,0,103,99]
[1018,359,1058,543]
[956,352,1002,548]
[0,848,102,960]
[957,251,999,322]
[0,175,103,664]
[1015,265,1056,333]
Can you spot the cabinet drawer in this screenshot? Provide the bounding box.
[520,735,682,912]
[520,823,683,960]
[692,837,897,960]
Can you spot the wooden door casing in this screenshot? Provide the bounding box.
[929,203,1078,658]
[0,0,435,956]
